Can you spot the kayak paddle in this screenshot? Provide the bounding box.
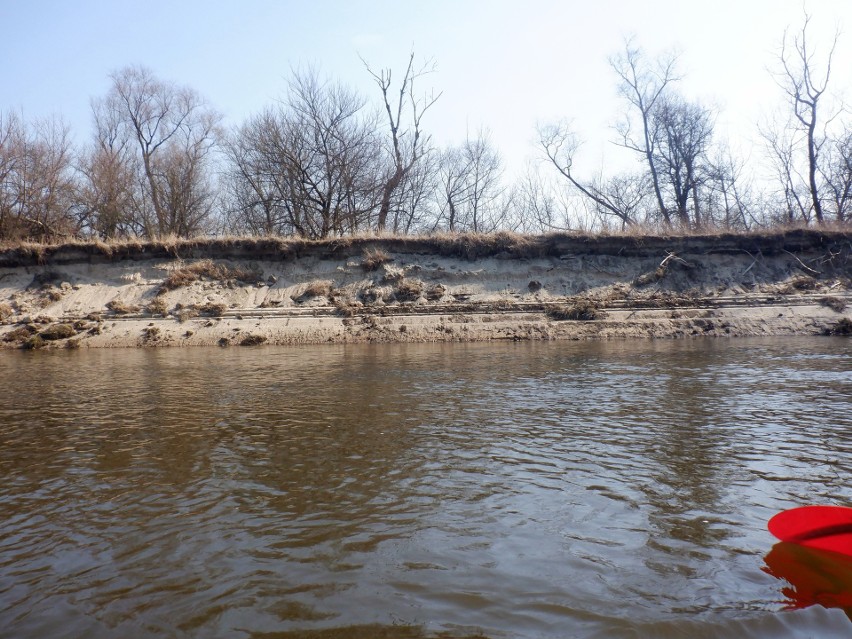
[768,505,852,556]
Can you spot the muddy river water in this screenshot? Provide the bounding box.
[1,338,851,638]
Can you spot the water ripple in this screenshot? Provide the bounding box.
[0,338,850,638]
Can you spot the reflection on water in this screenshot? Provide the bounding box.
[0,338,850,638]
[763,543,852,615]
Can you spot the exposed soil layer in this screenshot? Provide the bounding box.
[1,230,849,348]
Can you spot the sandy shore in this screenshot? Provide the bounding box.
[1,231,850,349]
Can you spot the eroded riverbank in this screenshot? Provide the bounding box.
[0,230,850,348]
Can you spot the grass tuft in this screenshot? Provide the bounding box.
[361,247,393,271]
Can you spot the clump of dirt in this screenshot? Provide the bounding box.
[820,296,848,313]
[22,334,46,349]
[425,284,446,301]
[826,317,852,336]
[395,279,423,302]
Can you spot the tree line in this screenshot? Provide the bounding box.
[1,12,850,243]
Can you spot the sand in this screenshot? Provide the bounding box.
[0,232,849,349]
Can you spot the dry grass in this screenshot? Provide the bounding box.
[146,297,170,316]
[361,247,392,271]
[160,259,257,292]
[547,301,605,321]
[0,302,13,322]
[196,302,229,317]
[296,280,333,302]
[106,299,141,315]
[22,334,46,349]
[1,228,850,269]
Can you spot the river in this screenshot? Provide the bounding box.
[1,338,851,638]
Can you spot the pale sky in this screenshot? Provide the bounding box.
[2,0,851,180]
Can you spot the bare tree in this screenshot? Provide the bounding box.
[93,65,222,237]
[0,111,78,241]
[77,94,141,238]
[363,52,440,232]
[821,126,852,223]
[651,93,715,227]
[434,130,505,232]
[703,145,757,229]
[773,11,839,224]
[224,70,381,238]
[609,40,679,224]
[611,39,680,224]
[509,165,588,233]
[222,109,288,235]
[537,120,636,227]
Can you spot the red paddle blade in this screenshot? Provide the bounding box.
[769,506,852,556]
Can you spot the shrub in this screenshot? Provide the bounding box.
[239,334,267,346]
[39,324,77,340]
[0,302,13,322]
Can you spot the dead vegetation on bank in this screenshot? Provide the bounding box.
[0,229,850,349]
[1,228,851,270]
